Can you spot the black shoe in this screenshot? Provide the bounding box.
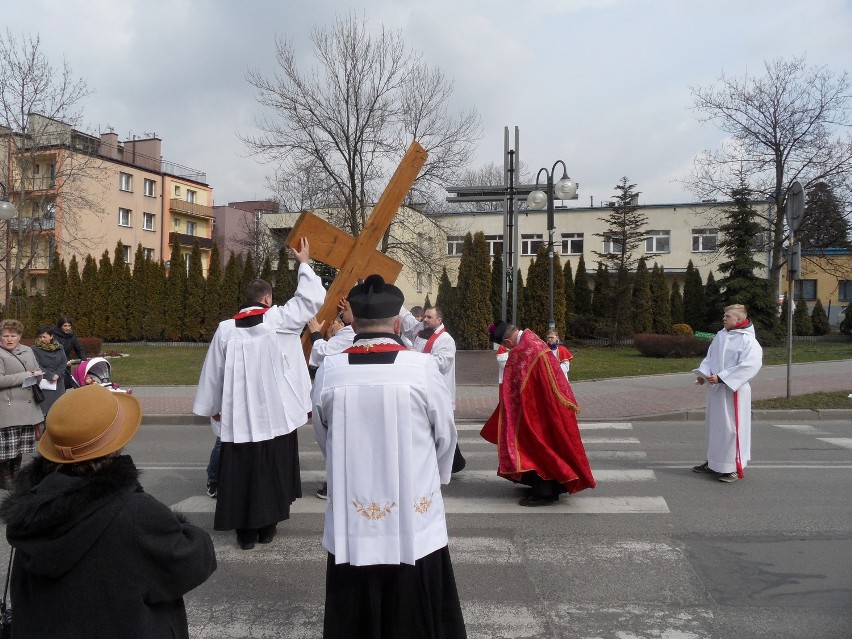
[717,472,740,483]
[237,530,258,550]
[692,461,714,474]
[206,483,217,498]
[258,524,277,544]
[316,483,328,500]
[519,494,557,507]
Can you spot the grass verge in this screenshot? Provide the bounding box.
[752,390,852,410]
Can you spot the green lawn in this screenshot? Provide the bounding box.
[753,390,852,409]
[102,344,209,386]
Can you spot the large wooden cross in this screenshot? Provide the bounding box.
[286,140,428,358]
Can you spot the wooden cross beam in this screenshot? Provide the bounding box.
[286,140,428,358]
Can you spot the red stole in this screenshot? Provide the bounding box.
[232,306,270,320]
[422,325,444,354]
[481,330,595,494]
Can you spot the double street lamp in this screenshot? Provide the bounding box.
[526,161,577,330]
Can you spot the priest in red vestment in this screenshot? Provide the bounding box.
[481,321,595,506]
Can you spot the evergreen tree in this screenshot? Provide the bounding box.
[703,271,722,332]
[591,263,611,320]
[669,279,685,325]
[563,260,575,335]
[717,181,781,340]
[630,257,652,334]
[840,302,852,335]
[612,265,632,339]
[143,260,168,341]
[203,243,223,337]
[165,239,187,341]
[184,242,206,341]
[77,255,98,337]
[43,252,67,324]
[93,250,113,339]
[128,245,147,340]
[241,252,256,288]
[259,254,273,283]
[514,268,525,328]
[649,263,672,333]
[780,293,789,332]
[682,260,705,332]
[434,267,455,335]
[810,298,830,335]
[27,293,45,336]
[423,294,432,309]
[273,244,295,306]
[793,297,813,335]
[799,181,852,249]
[490,252,503,322]
[64,255,82,330]
[105,242,129,341]
[454,232,492,349]
[222,252,241,315]
[573,255,592,315]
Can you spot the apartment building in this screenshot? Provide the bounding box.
[0,113,213,299]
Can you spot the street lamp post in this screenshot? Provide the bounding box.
[0,182,16,221]
[526,161,577,330]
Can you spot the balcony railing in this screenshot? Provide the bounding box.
[7,217,56,231]
[169,198,214,219]
[169,232,213,250]
[14,177,57,191]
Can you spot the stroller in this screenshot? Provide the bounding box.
[70,357,132,394]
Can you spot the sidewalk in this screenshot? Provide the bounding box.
[131,354,852,423]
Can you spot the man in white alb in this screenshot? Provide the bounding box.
[312,275,465,639]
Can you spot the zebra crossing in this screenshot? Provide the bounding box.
[169,420,670,516]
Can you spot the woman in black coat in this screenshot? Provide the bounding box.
[55,315,86,388]
[31,325,68,415]
[0,384,217,638]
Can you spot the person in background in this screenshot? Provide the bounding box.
[692,303,763,483]
[0,319,44,490]
[545,329,573,380]
[55,315,86,389]
[32,325,68,415]
[0,383,217,638]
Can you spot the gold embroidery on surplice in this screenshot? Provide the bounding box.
[414,493,434,514]
[352,500,396,521]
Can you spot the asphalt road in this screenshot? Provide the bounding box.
[61,415,852,639]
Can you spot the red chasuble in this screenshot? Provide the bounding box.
[481,330,595,494]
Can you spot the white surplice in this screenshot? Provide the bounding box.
[193,263,325,443]
[308,325,355,368]
[312,347,457,566]
[696,323,763,473]
[400,310,457,409]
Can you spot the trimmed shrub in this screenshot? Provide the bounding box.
[671,323,694,335]
[634,333,709,358]
[23,337,102,356]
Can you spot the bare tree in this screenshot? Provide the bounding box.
[689,55,852,287]
[243,12,482,281]
[0,31,104,295]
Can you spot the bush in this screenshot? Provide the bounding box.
[634,333,710,358]
[21,336,102,357]
[671,323,693,335]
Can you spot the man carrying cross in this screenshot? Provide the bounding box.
[194,237,325,549]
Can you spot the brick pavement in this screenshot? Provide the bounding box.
[130,351,852,422]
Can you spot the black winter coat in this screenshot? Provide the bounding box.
[0,455,217,639]
[54,329,86,360]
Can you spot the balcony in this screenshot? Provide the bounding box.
[7,216,56,232]
[169,198,214,219]
[14,177,57,192]
[169,232,213,250]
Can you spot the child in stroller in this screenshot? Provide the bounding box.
[70,357,132,394]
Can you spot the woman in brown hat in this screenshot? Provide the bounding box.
[0,318,45,489]
[0,384,217,638]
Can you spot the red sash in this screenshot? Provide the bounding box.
[232,307,270,320]
[423,326,444,354]
[344,343,407,354]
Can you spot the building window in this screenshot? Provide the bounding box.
[602,235,623,255]
[794,280,817,301]
[186,189,197,204]
[174,185,181,197]
[118,208,132,227]
[144,178,155,197]
[522,234,544,256]
[416,271,424,293]
[692,228,717,252]
[839,280,852,302]
[119,172,132,192]
[561,233,584,255]
[446,235,465,256]
[143,212,155,231]
[143,248,155,261]
[122,245,131,265]
[185,221,197,235]
[645,230,671,253]
[484,234,504,256]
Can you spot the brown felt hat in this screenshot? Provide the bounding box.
[39,384,142,463]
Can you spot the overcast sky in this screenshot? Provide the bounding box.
[6,0,852,208]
